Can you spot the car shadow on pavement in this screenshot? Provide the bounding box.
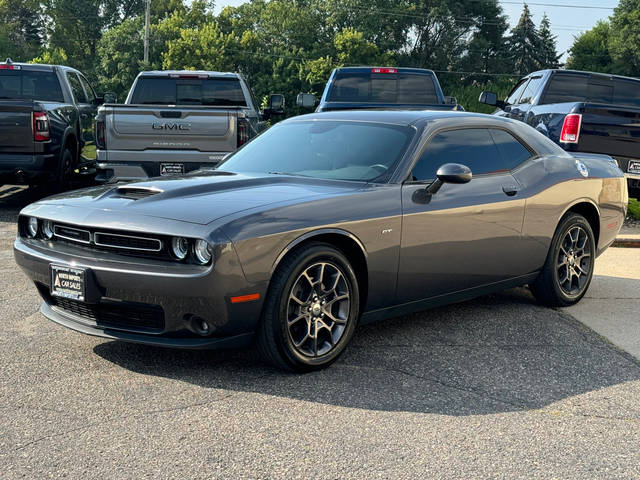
[93,286,640,416]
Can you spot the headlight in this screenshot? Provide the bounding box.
[42,220,54,239]
[171,236,189,260]
[26,217,39,238]
[194,239,212,265]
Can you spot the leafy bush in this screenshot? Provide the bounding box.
[628,198,640,220]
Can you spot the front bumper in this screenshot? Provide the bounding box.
[14,236,265,349]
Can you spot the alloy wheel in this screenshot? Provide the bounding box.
[556,226,592,296]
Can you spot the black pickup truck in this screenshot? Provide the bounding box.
[480,69,640,199]
[0,59,103,191]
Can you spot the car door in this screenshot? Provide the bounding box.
[397,127,527,303]
[67,72,97,168]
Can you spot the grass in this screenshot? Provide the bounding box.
[628,198,640,220]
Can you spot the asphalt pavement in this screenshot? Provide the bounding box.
[1,185,639,479]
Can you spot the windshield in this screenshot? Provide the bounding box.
[0,70,64,102]
[219,120,414,182]
[130,77,247,106]
[328,71,439,104]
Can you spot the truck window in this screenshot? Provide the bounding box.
[78,74,96,103]
[328,72,438,104]
[518,76,543,104]
[541,74,589,104]
[0,70,64,102]
[506,79,530,105]
[613,79,640,108]
[130,77,247,106]
[67,72,87,104]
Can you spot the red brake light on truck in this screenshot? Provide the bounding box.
[237,117,249,147]
[32,112,50,141]
[560,114,582,144]
[0,64,20,70]
[95,120,106,149]
[371,67,397,74]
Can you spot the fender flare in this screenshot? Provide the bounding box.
[270,228,368,276]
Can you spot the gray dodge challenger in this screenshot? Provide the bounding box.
[14,111,627,371]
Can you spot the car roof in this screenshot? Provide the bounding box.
[138,70,240,78]
[283,110,512,127]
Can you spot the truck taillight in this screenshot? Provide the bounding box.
[95,120,106,149]
[371,67,397,74]
[33,112,50,141]
[237,118,249,147]
[560,114,582,144]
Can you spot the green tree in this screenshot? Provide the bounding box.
[566,21,613,73]
[537,14,561,69]
[506,4,540,76]
[0,0,43,61]
[609,0,640,76]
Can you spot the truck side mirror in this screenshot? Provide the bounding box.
[103,92,117,104]
[479,91,505,109]
[263,94,285,120]
[296,93,317,108]
[444,96,457,105]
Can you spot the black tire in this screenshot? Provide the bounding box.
[52,148,75,193]
[257,242,360,372]
[530,213,595,307]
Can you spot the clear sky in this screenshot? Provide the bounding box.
[213,1,618,61]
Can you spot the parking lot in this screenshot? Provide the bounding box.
[1,185,639,479]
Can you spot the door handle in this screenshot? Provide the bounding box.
[502,185,519,196]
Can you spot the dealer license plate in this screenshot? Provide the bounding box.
[160,163,184,176]
[50,265,86,302]
[628,160,640,174]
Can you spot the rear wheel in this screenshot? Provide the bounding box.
[53,147,76,193]
[530,213,595,307]
[257,243,360,372]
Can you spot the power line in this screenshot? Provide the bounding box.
[498,1,615,10]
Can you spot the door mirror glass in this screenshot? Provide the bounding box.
[479,91,497,106]
[444,96,457,105]
[267,94,285,114]
[296,93,316,108]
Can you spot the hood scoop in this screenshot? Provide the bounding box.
[113,186,163,200]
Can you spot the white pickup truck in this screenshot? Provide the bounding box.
[95,70,284,182]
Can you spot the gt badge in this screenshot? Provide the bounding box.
[576,160,589,178]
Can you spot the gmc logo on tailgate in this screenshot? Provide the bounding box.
[152,123,191,131]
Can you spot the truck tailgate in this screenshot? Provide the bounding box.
[578,104,640,164]
[0,101,34,154]
[108,106,237,152]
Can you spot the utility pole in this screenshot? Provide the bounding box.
[144,0,150,64]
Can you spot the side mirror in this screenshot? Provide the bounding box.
[426,163,472,195]
[296,93,317,108]
[444,96,457,105]
[479,91,505,109]
[103,92,117,104]
[92,97,105,106]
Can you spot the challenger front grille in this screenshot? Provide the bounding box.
[54,225,91,244]
[94,232,162,252]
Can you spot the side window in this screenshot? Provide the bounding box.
[67,73,87,104]
[412,129,507,181]
[489,129,533,170]
[541,74,588,104]
[78,74,96,103]
[506,79,529,105]
[518,76,543,104]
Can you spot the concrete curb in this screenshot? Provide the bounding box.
[612,237,640,248]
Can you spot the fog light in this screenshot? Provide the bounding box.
[194,239,212,265]
[42,220,54,239]
[171,236,189,260]
[26,217,38,238]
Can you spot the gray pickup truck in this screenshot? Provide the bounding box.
[95,71,284,183]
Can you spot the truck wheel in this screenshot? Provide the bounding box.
[530,213,595,307]
[54,148,75,193]
[257,243,360,372]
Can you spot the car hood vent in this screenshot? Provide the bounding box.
[113,186,162,200]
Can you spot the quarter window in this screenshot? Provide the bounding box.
[412,129,508,181]
[489,129,533,170]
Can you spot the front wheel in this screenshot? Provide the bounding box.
[257,243,360,372]
[530,213,595,307]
